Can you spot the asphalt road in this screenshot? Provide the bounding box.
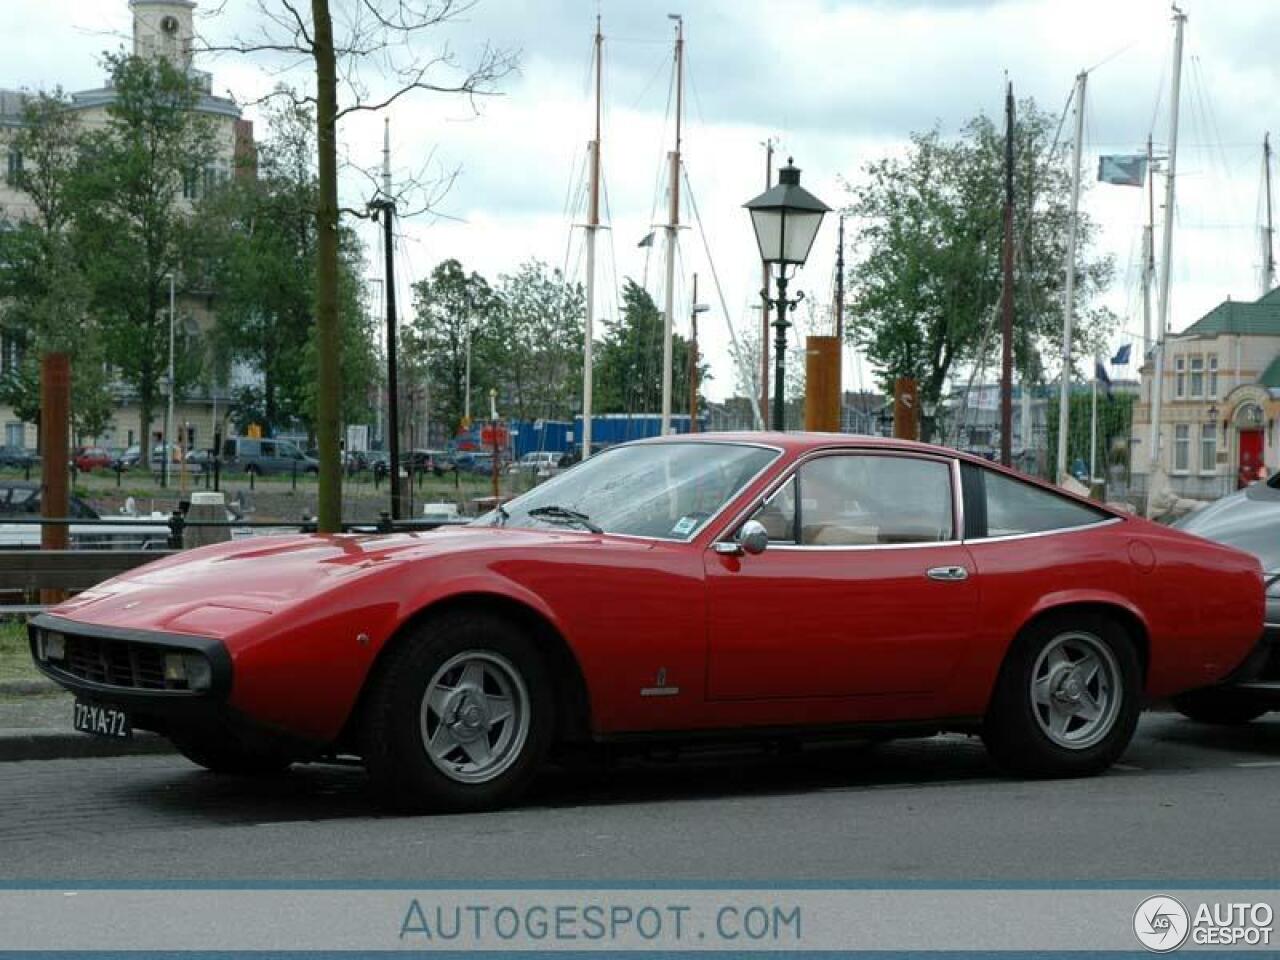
[3,712,1278,883]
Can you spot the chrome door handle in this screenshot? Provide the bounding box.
[926,565,969,582]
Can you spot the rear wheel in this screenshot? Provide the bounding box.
[1171,687,1268,725]
[361,612,554,812]
[167,727,294,776]
[983,612,1140,778]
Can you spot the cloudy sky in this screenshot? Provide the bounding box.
[7,0,1279,405]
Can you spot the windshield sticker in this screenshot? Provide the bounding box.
[672,516,699,537]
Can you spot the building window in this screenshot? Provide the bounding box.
[1173,423,1190,473]
[5,148,21,180]
[4,423,23,448]
[1200,422,1217,473]
[1174,356,1186,398]
[1189,356,1204,398]
[1207,355,1219,398]
[182,169,199,200]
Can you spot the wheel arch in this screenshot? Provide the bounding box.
[344,591,594,750]
[1014,599,1150,686]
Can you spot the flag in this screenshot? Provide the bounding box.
[1097,155,1147,187]
[637,231,655,248]
[1095,358,1111,393]
[1111,343,1132,366]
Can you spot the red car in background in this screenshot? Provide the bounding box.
[72,446,114,472]
[30,434,1265,812]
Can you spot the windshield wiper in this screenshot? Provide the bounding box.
[526,505,603,534]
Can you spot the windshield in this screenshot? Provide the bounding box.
[478,441,777,540]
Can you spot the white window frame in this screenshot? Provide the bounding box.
[1173,423,1191,474]
[1174,356,1186,398]
[1189,355,1204,398]
[1207,355,1219,399]
[1199,421,1217,475]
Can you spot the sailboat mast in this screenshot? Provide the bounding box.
[1147,6,1185,514]
[999,81,1015,468]
[760,139,773,431]
[582,17,602,460]
[1055,70,1087,485]
[1143,134,1154,357]
[1265,132,1275,294]
[660,15,683,434]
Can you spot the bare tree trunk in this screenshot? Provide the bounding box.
[311,0,341,532]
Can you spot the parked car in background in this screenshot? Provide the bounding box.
[406,449,452,477]
[220,437,318,476]
[0,481,169,549]
[73,446,114,472]
[32,433,1264,813]
[508,451,561,479]
[1171,471,1280,723]
[0,446,39,470]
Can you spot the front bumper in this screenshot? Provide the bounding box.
[28,613,232,725]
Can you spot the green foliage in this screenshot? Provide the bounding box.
[489,260,584,422]
[71,52,214,443]
[409,259,499,435]
[0,89,114,434]
[846,99,1116,409]
[1045,389,1135,481]
[594,279,704,415]
[198,98,375,438]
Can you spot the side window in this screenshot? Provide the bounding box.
[748,476,797,543]
[797,455,954,545]
[260,441,277,458]
[976,468,1109,537]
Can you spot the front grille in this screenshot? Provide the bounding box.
[58,634,180,691]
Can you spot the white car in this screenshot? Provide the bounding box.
[507,451,562,479]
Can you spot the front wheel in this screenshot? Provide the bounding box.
[1171,687,1268,725]
[983,612,1140,778]
[361,612,554,812]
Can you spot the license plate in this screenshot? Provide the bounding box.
[73,701,132,739]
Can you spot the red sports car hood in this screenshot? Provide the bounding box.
[48,526,600,638]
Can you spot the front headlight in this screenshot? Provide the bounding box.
[162,652,213,691]
[36,630,66,662]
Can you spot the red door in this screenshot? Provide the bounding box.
[1239,429,1264,487]
[704,452,979,700]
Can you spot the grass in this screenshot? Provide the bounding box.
[0,619,39,684]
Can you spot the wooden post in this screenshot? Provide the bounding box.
[893,377,919,441]
[804,336,840,432]
[40,353,70,604]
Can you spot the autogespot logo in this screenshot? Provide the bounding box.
[1134,896,1191,953]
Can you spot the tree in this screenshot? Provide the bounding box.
[71,53,214,450]
[0,89,114,440]
[845,99,1116,422]
[205,0,517,531]
[198,97,376,437]
[489,260,584,422]
[594,279,704,416]
[409,258,497,437]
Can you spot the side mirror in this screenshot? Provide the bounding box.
[739,519,769,555]
[715,519,769,556]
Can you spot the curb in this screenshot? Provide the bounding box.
[0,728,174,763]
[0,679,58,697]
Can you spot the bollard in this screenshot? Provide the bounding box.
[249,469,256,491]
[378,510,393,533]
[115,463,123,488]
[167,510,186,550]
[184,491,231,549]
[291,459,297,491]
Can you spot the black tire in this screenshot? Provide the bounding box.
[167,727,294,776]
[1171,687,1268,725]
[361,611,554,813]
[982,611,1141,778]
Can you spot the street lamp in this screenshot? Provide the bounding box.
[744,157,830,431]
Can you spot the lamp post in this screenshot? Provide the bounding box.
[744,158,830,431]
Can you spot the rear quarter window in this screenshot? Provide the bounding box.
[962,463,1110,539]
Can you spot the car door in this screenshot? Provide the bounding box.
[704,450,979,700]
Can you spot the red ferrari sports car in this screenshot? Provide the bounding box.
[30,434,1264,811]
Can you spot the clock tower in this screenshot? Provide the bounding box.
[131,0,196,69]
